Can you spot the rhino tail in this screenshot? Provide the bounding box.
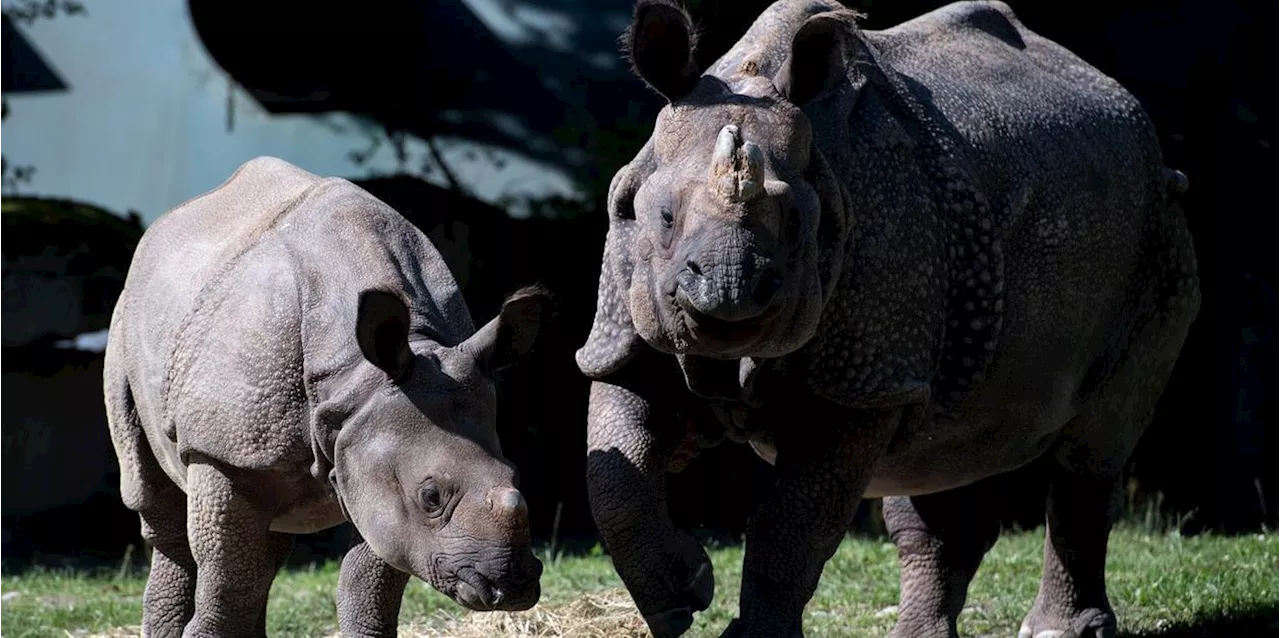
[104,367,156,512]
[1164,167,1190,196]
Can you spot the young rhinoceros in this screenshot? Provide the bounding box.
[104,156,549,637]
[578,2,1200,637]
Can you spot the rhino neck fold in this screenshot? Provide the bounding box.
[303,358,368,486]
[857,34,1009,413]
[676,354,780,408]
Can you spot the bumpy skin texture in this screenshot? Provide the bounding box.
[104,157,548,637]
[579,2,1200,637]
[337,540,410,637]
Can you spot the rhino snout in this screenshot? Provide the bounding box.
[676,256,782,323]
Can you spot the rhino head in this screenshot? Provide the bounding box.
[327,286,552,611]
[580,0,857,369]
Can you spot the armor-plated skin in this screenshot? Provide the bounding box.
[578,2,1199,637]
[105,157,551,637]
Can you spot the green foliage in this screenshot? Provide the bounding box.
[2,528,1274,637]
[1,197,143,269]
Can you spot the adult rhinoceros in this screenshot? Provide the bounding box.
[576,2,1199,637]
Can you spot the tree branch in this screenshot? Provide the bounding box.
[425,135,466,196]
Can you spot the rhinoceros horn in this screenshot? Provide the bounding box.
[709,124,765,203]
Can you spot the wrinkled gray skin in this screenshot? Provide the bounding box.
[578,2,1200,637]
[104,157,548,638]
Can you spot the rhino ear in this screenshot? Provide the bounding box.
[464,285,555,375]
[776,11,862,106]
[575,150,653,378]
[622,0,701,102]
[357,290,414,382]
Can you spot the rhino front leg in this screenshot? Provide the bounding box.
[337,540,410,637]
[183,461,288,638]
[883,478,1004,638]
[251,532,294,635]
[725,408,901,638]
[586,378,714,638]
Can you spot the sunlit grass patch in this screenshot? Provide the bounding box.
[2,527,1275,637]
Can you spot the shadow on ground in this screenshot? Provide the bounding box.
[1120,604,1279,637]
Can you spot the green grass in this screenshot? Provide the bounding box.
[2,527,1275,637]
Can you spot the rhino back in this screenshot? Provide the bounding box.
[866,1,1163,206]
[117,157,316,410]
[868,2,1168,401]
[801,2,1170,416]
[112,156,471,485]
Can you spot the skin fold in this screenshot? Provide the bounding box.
[578,2,1200,637]
[105,157,551,637]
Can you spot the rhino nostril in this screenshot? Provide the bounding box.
[677,262,705,305]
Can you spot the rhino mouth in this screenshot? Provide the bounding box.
[453,566,503,610]
[446,553,543,612]
[672,293,781,352]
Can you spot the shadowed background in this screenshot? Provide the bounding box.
[2,0,1274,569]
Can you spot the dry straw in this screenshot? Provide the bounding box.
[405,588,648,638]
[87,588,648,638]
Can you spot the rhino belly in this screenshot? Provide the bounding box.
[863,399,1073,498]
[737,399,1067,497]
[863,432,1057,498]
[269,490,346,534]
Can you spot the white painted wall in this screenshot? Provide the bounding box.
[1,0,580,223]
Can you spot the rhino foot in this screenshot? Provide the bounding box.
[641,559,714,637]
[717,617,802,638]
[718,617,746,638]
[644,608,696,638]
[1018,605,1116,638]
[886,618,955,638]
[684,559,715,610]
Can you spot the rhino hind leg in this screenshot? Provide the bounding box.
[882,477,1005,638]
[1023,254,1198,638]
[138,488,197,638]
[183,460,292,638]
[1019,472,1121,638]
[104,368,197,637]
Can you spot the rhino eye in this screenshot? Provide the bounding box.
[419,480,444,515]
[659,207,674,229]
